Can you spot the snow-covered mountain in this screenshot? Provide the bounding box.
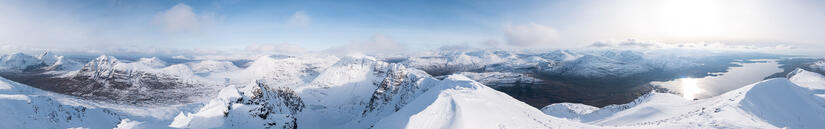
[169,59,596,128]
[170,81,305,129]
[52,55,218,105]
[0,52,83,73]
[386,49,751,92]
[166,55,825,129]
[0,52,42,71]
[808,58,825,73]
[0,76,123,129]
[393,50,687,79]
[787,68,825,99]
[458,72,543,87]
[188,60,240,75]
[0,51,823,129]
[137,57,168,68]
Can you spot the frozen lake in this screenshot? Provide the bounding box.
[651,59,783,99]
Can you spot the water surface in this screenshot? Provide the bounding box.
[651,59,782,99]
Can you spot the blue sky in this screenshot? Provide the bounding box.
[1,0,824,56]
[1,0,519,50]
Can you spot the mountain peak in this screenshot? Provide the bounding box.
[87,55,120,68]
[138,57,167,68]
[93,55,119,62]
[0,52,42,71]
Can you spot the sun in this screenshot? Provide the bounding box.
[657,0,725,39]
[681,78,702,99]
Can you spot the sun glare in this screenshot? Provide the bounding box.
[658,0,724,39]
[681,78,702,100]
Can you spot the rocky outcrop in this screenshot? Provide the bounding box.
[229,81,305,129]
[363,64,429,116]
[171,81,305,129]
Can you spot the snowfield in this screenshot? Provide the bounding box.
[0,51,824,129]
[0,77,122,129]
[542,68,825,129]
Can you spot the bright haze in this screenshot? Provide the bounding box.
[1,0,824,56]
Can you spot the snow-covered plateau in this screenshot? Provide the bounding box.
[0,50,823,129]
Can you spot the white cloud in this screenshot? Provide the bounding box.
[155,3,202,32]
[584,39,825,56]
[504,22,560,47]
[437,43,473,51]
[587,42,612,48]
[0,1,95,47]
[324,34,406,56]
[244,43,308,55]
[588,39,662,49]
[288,11,310,27]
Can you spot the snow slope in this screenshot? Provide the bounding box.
[543,69,825,128]
[0,76,123,129]
[168,55,599,129]
[296,56,426,129]
[788,68,825,99]
[369,75,597,129]
[1,52,824,129]
[170,56,432,129]
[540,103,600,120]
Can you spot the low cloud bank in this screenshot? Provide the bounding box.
[245,43,308,55]
[585,39,822,56]
[504,22,560,48]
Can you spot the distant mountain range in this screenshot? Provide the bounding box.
[0,50,822,129]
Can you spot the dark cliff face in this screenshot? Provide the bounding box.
[227,81,305,129]
[362,64,430,117]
